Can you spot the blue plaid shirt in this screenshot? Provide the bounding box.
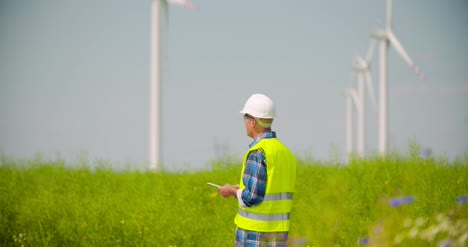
[236,131,289,246]
[239,131,276,207]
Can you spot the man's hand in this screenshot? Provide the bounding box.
[218,184,240,199]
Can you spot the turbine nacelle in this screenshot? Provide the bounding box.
[352,56,371,72]
[370,29,387,40]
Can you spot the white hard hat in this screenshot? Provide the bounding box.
[240,93,276,119]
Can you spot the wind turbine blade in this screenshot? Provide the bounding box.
[387,30,425,81]
[167,0,197,9]
[386,0,392,30]
[364,71,378,111]
[365,40,376,63]
[344,88,361,110]
[411,65,426,81]
[386,30,414,66]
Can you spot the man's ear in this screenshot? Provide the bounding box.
[250,119,257,127]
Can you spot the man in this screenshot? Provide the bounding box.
[218,93,297,247]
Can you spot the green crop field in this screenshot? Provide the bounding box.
[1,150,467,246]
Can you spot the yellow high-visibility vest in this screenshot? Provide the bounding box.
[234,138,297,232]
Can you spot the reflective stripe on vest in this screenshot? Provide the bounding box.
[263,192,293,201]
[238,209,290,222]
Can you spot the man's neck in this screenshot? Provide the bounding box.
[251,129,272,140]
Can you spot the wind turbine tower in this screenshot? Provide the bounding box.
[150,0,195,170]
[370,0,424,156]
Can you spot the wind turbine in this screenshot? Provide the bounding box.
[370,0,424,156]
[150,0,195,170]
[345,41,378,159]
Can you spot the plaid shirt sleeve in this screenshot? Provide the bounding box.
[240,148,267,207]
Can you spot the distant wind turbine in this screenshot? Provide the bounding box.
[150,0,196,170]
[370,0,424,156]
[345,41,378,159]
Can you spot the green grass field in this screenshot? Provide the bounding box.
[1,151,467,246]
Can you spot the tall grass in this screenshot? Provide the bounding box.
[0,152,467,246]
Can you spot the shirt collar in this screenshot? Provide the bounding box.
[249,131,277,148]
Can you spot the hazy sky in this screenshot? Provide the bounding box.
[1,0,467,170]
